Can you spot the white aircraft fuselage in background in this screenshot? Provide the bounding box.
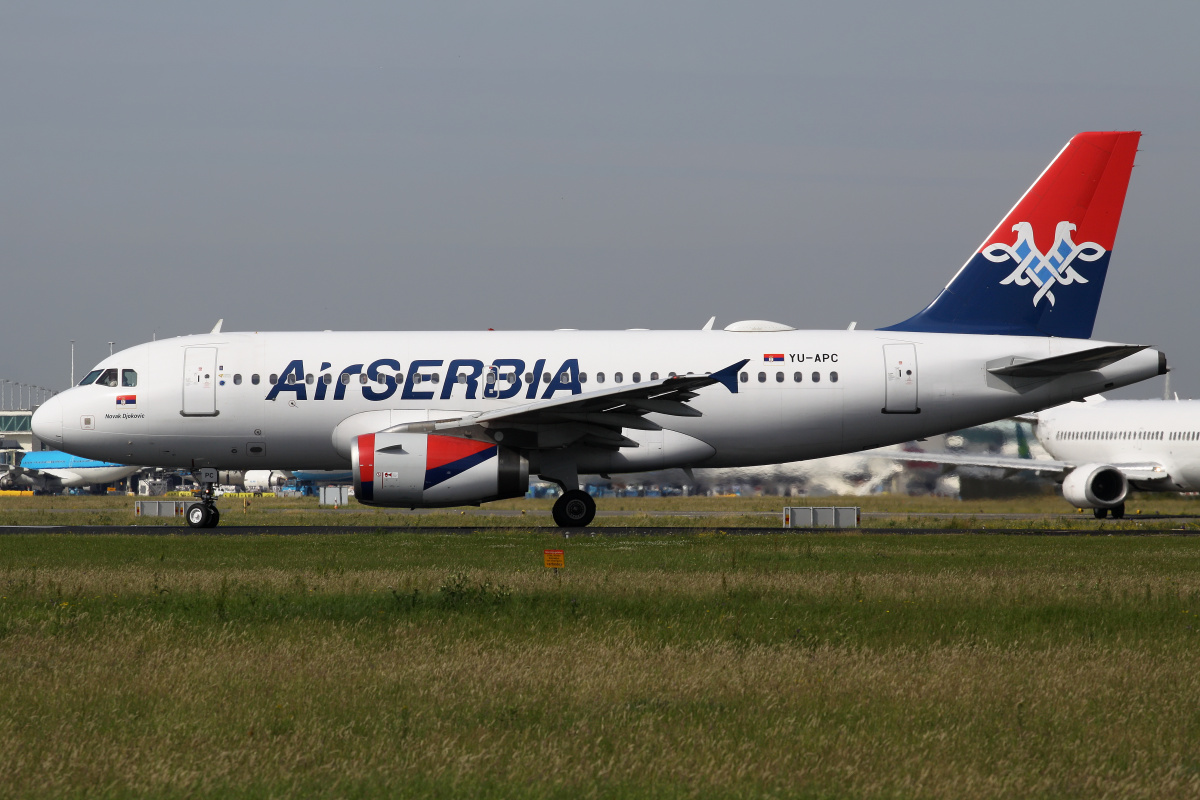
[873,398,1200,518]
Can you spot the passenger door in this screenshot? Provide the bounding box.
[182,347,219,416]
[883,344,919,413]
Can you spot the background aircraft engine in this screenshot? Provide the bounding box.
[1061,463,1128,509]
[352,432,528,507]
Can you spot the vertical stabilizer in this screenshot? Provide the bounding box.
[882,131,1141,338]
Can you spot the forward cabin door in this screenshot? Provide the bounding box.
[182,347,219,416]
[883,344,919,413]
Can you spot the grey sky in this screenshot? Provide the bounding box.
[3,1,1199,398]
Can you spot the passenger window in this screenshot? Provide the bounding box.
[286,374,296,385]
[794,372,802,383]
[458,374,468,384]
[359,374,368,384]
[486,372,497,384]
[811,372,821,383]
[757,372,766,383]
[830,371,839,383]
[413,374,422,384]
[615,372,624,383]
[542,373,551,384]
[79,369,102,386]
[561,372,570,382]
[270,374,279,384]
[650,372,659,381]
[524,372,533,383]
[432,374,440,384]
[98,368,118,387]
[340,373,350,385]
[378,374,387,385]
[305,374,314,385]
[633,372,641,383]
[579,373,587,383]
[739,372,747,383]
[776,372,784,383]
[251,374,260,385]
[122,369,137,387]
[597,372,606,384]
[233,374,242,385]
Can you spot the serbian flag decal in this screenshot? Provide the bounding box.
[116,395,136,406]
[763,354,784,363]
[425,436,497,490]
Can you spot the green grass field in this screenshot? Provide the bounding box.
[3,490,1200,530]
[3,521,1200,798]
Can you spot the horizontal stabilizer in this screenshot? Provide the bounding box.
[988,345,1148,379]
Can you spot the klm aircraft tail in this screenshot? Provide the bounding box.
[881,131,1141,338]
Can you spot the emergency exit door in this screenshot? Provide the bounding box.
[182,347,219,416]
[883,344,919,413]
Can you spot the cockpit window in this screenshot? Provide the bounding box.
[97,368,119,387]
[122,369,137,387]
[79,370,103,386]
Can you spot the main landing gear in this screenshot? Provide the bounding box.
[186,468,221,529]
[552,489,596,528]
[1093,502,1126,520]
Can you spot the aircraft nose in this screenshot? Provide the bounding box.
[32,394,64,446]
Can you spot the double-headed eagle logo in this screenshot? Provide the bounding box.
[986,221,1106,307]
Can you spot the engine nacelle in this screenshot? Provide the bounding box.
[352,432,528,507]
[1061,463,1128,509]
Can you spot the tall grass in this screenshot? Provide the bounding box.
[2,533,1200,798]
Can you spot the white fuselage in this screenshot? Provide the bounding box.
[1036,400,1200,490]
[33,329,1164,479]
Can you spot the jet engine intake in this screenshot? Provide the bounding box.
[1061,463,1128,509]
[352,432,528,507]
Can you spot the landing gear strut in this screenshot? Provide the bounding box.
[552,489,596,528]
[186,468,221,529]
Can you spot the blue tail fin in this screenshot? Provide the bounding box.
[881,131,1141,338]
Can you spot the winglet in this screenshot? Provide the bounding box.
[711,359,748,394]
[702,316,716,331]
[210,319,224,334]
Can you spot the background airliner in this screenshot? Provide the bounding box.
[876,396,1200,518]
[0,450,139,494]
[33,131,1167,528]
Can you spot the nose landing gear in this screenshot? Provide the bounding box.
[186,468,222,528]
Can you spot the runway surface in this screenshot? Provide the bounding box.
[2,524,1197,536]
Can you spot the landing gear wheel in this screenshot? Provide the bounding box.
[187,502,212,528]
[205,508,221,528]
[1111,502,1126,520]
[553,490,596,528]
[1093,507,1109,520]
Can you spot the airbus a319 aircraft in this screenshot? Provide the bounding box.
[877,397,1200,519]
[33,131,1167,528]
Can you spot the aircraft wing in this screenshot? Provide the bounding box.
[866,449,1074,475]
[385,359,748,450]
[0,464,51,491]
[867,449,1167,482]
